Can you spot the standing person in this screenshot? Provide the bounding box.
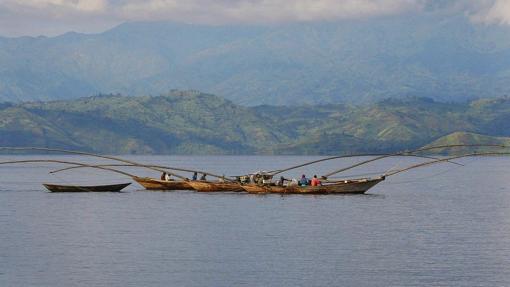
[192,172,198,181]
[277,176,286,186]
[160,172,166,180]
[311,175,321,186]
[200,173,207,181]
[299,174,309,186]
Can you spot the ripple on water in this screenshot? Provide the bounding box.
[1,155,510,286]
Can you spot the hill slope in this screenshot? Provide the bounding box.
[2,92,510,154]
[1,91,286,154]
[424,132,510,154]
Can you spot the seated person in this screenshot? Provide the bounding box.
[299,174,309,186]
[311,175,322,186]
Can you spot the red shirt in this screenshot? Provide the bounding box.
[311,178,321,186]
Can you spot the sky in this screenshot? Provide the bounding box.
[0,0,509,37]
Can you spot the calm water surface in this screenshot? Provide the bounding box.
[1,155,510,286]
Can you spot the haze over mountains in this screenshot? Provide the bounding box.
[1,15,510,105]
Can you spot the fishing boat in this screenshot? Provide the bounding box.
[43,182,131,192]
[2,145,508,196]
[186,180,244,192]
[241,177,384,194]
[133,177,193,190]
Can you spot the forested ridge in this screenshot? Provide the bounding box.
[1,91,510,154]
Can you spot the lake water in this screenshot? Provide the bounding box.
[1,155,510,286]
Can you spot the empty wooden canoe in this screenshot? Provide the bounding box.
[43,183,131,192]
[133,177,193,190]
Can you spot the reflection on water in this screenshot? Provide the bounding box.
[1,155,510,286]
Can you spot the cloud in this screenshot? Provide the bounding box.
[470,0,510,25]
[119,0,423,23]
[0,0,108,27]
[0,0,113,36]
[8,0,107,13]
[0,0,509,37]
[0,0,428,36]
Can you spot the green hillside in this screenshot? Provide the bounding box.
[423,132,510,154]
[1,91,510,154]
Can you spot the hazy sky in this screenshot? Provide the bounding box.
[0,0,509,37]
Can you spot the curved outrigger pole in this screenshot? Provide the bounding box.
[269,153,460,177]
[320,144,507,179]
[383,151,510,177]
[268,143,500,177]
[49,163,235,182]
[0,147,234,181]
[0,159,137,178]
[0,147,188,179]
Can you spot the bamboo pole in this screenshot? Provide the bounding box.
[49,163,234,181]
[384,152,510,177]
[271,153,455,176]
[0,159,137,178]
[320,144,507,178]
[0,147,232,181]
[0,147,189,178]
[269,143,502,176]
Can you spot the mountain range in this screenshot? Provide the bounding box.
[1,91,510,155]
[1,15,510,105]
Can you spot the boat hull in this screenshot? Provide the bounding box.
[187,181,243,192]
[242,177,384,194]
[133,177,193,190]
[43,183,131,192]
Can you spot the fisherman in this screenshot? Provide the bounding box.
[161,172,166,180]
[299,174,309,186]
[165,173,172,181]
[276,176,286,186]
[239,175,249,184]
[311,175,321,186]
[262,174,272,185]
[253,173,262,185]
[192,172,198,181]
[257,174,264,185]
[200,173,207,181]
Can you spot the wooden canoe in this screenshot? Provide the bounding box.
[186,180,244,192]
[43,183,131,192]
[133,177,193,190]
[242,177,384,194]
